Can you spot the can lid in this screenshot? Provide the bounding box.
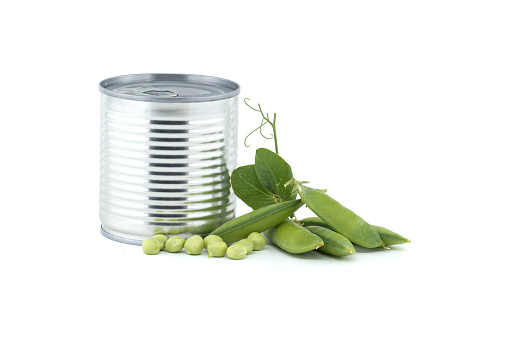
[99,73,240,103]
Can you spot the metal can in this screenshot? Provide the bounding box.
[99,74,240,245]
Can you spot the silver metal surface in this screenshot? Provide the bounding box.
[99,73,240,103]
[99,74,239,243]
[101,225,143,246]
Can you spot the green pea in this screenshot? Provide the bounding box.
[152,234,167,250]
[305,226,355,256]
[227,243,248,260]
[207,241,227,258]
[210,199,303,243]
[371,225,410,246]
[142,238,161,255]
[296,184,384,248]
[237,238,254,254]
[165,236,185,252]
[265,219,324,254]
[166,227,181,235]
[204,235,223,249]
[248,232,266,251]
[153,227,166,235]
[184,235,204,255]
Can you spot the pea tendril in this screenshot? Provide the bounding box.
[243,98,279,154]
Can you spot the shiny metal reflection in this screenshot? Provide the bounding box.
[99,91,238,244]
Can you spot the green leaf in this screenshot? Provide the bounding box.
[255,148,296,202]
[231,165,278,210]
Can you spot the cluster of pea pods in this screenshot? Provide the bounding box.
[210,180,410,257]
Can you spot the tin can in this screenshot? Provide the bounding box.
[99,74,240,244]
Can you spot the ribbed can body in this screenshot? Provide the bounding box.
[100,94,238,243]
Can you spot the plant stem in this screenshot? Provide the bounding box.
[272,113,278,154]
[243,98,279,154]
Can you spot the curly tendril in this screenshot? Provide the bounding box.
[243,98,279,154]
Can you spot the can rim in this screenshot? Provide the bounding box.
[101,225,142,246]
[98,73,240,103]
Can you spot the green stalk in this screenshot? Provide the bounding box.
[243,98,279,154]
[272,113,278,154]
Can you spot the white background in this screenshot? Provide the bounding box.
[1,1,509,338]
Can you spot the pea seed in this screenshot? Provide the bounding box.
[248,232,266,251]
[204,235,223,249]
[237,238,254,254]
[184,235,204,255]
[227,243,247,260]
[165,236,185,253]
[152,234,167,250]
[207,241,227,258]
[153,227,166,235]
[142,238,160,255]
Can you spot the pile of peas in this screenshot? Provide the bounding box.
[141,232,266,260]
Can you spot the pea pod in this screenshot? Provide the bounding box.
[371,225,410,246]
[295,185,384,248]
[304,225,355,256]
[299,217,410,246]
[265,219,324,254]
[298,217,330,228]
[210,199,303,244]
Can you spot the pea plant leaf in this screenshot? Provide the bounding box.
[254,148,296,202]
[231,165,279,210]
